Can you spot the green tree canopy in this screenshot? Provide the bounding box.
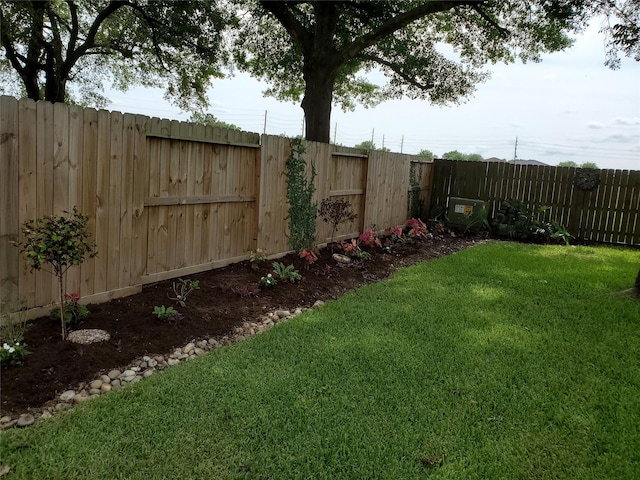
[188,112,241,131]
[353,140,390,152]
[417,149,434,160]
[558,161,599,169]
[230,1,638,143]
[580,161,599,169]
[0,0,231,108]
[442,150,484,161]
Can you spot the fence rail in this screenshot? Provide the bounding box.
[430,159,640,245]
[0,96,433,318]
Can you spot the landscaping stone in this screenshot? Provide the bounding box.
[17,414,35,427]
[59,390,76,402]
[5,306,316,429]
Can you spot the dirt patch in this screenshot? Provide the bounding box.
[1,235,481,417]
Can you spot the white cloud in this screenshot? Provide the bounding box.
[587,121,605,129]
[613,117,640,126]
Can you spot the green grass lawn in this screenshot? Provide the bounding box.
[1,242,639,479]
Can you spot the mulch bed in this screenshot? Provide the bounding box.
[1,235,481,417]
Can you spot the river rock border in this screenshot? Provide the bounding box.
[0,303,324,431]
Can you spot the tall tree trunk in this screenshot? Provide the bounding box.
[301,65,337,143]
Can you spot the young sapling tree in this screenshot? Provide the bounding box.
[14,207,97,340]
[318,198,357,252]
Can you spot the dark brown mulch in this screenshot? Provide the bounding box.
[1,235,480,417]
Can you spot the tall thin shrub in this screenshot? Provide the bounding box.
[286,138,317,252]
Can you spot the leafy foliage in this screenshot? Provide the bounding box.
[230,1,606,141]
[358,227,382,250]
[0,1,231,108]
[152,305,183,323]
[490,200,571,244]
[442,150,484,161]
[258,274,277,288]
[50,293,89,327]
[272,262,302,283]
[188,113,241,131]
[286,138,317,252]
[14,207,97,340]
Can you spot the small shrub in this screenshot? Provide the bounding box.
[272,262,302,282]
[13,207,97,340]
[169,278,200,307]
[152,305,183,322]
[491,200,571,244]
[319,198,357,252]
[259,274,277,288]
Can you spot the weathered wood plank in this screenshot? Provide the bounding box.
[17,98,38,307]
[0,96,19,313]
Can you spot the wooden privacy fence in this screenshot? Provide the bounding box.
[430,159,640,245]
[0,96,433,318]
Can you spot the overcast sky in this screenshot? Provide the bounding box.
[108,22,640,171]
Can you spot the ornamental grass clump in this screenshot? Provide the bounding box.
[13,207,97,340]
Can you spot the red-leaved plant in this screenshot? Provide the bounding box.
[384,225,404,242]
[299,248,319,268]
[358,227,382,250]
[406,218,429,240]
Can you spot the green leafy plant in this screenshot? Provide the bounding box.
[318,198,357,252]
[286,138,317,253]
[169,278,200,307]
[249,248,268,269]
[550,223,574,246]
[13,207,97,340]
[1,340,29,367]
[50,292,89,326]
[152,305,183,322]
[1,302,30,368]
[272,262,302,283]
[491,200,571,245]
[461,207,490,234]
[259,274,278,288]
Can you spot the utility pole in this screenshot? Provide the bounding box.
[382,134,385,150]
[400,135,404,153]
[301,117,305,137]
[333,122,337,144]
[371,128,375,145]
[263,110,267,134]
[513,136,518,162]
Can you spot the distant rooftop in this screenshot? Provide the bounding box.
[482,157,549,167]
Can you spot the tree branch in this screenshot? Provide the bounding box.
[259,1,313,53]
[342,1,485,59]
[359,53,434,90]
